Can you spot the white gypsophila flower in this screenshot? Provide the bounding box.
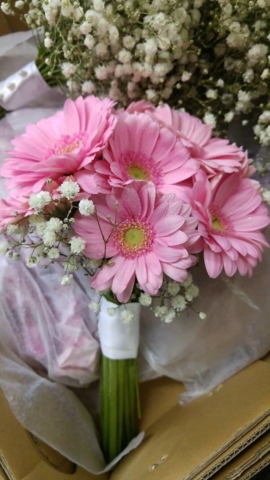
[82,81,95,94]
[216,79,224,87]
[78,199,95,216]
[29,191,52,210]
[259,111,270,124]
[120,309,134,323]
[153,305,168,318]
[261,68,269,79]
[261,189,270,203]
[47,247,60,259]
[167,281,180,296]
[95,42,108,58]
[66,80,80,92]
[164,308,176,323]
[144,38,158,57]
[61,62,77,77]
[80,21,92,35]
[69,236,86,254]
[243,69,254,83]
[109,25,119,44]
[123,35,136,50]
[225,111,235,122]
[181,273,193,288]
[44,37,54,48]
[206,89,218,99]
[89,301,100,313]
[35,222,47,238]
[26,256,39,268]
[95,65,108,80]
[15,0,25,8]
[139,292,152,306]
[107,307,116,316]
[74,6,83,21]
[170,295,186,311]
[46,217,63,232]
[146,89,157,101]
[185,284,199,302]
[84,34,95,49]
[118,49,132,64]
[59,179,80,199]
[6,224,21,235]
[60,274,73,286]
[0,241,9,254]
[199,312,207,320]
[247,44,268,66]
[43,230,57,247]
[181,71,192,82]
[226,32,246,50]
[1,2,12,14]
[93,0,105,11]
[203,113,216,128]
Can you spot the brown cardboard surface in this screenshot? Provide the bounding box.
[0,7,28,35]
[0,390,109,480]
[241,456,270,479]
[214,431,270,479]
[0,467,8,480]
[139,377,186,431]
[111,361,270,480]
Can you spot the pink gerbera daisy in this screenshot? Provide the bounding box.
[190,172,270,278]
[1,96,117,195]
[153,105,253,180]
[74,182,199,303]
[0,192,33,229]
[89,112,198,198]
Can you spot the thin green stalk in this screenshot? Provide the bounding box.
[109,360,118,462]
[117,361,125,452]
[0,107,7,120]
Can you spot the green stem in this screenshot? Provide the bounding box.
[100,355,140,463]
[0,107,7,120]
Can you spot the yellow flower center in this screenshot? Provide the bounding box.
[128,166,148,180]
[124,227,144,246]
[212,217,223,231]
[112,218,155,258]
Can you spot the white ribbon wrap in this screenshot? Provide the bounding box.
[0,61,51,111]
[98,298,141,360]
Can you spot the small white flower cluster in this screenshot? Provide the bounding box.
[138,274,202,323]
[3,0,270,143]
[2,183,97,287]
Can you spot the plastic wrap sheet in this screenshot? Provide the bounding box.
[0,255,100,386]
[139,228,270,403]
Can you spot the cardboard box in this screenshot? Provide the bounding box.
[0,4,28,36]
[1,361,270,480]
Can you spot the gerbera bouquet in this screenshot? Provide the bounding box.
[1,0,270,146]
[0,95,269,462]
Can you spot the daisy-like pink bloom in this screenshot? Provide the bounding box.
[153,105,254,180]
[190,172,269,278]
[0,192,33,230]
[74,182,200,303]
[91,112,198,198]
[1,96,117,195]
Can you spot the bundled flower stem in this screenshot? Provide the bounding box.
[100,356,140,462]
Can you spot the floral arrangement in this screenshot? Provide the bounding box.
[1,0,270,145]
[0,95,269,461]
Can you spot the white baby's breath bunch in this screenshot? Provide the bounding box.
[2,0,270,143]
